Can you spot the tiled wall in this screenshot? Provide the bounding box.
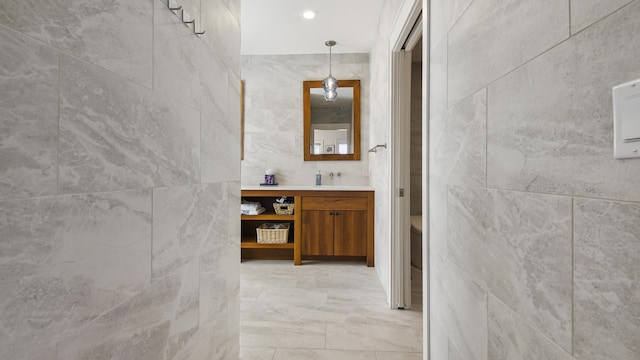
[368,0,415,299]
[241,54,370,186]
[429,0,640,359]
[0,0,241,359]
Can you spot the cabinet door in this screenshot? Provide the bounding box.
[333,210,367,256]
[301,210,334,256]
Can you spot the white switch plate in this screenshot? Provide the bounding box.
[613,78,640,159]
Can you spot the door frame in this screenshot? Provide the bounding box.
[389,0,422,309]
[388,0,430,357]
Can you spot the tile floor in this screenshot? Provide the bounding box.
[240,260,423,360]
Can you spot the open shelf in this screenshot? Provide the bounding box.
[241,236,294,249]
[241,192,301,264]
[241,213,295,221]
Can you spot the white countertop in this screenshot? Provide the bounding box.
[241,184,375,191]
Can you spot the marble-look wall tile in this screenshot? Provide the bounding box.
[367,0,410,305]
[243,108,301,134]
[64,321,171,360]
[429,37,448,120]
[56,255,237,360]
[154,0,230,112]
[163,260,200,360]
[198,42,231,116]
[201,76,241,184]
[56,274,179,359]
[154,3,202,110]
[198,182,240,310]
[431,89,486,188]
[570,0,635,34]
[1,0,239,358]
[430,189,446,359]
[446,263,487,360]
[574,199,640,360]
[59,56,200,194]
[448,0,569,105]
[183,317,239,360]
[448,187,572,351]
[316,161,370,186]
[152,181,240,358]
[0,0,152,87]
[200,182,240,360]
[430,0,640,358]
[0,26,58,200]
[449,340,465,360]
[488,296,573,360]
[429,183,448,260]
[226,181,242,242]
[243,130,300,184]
[241,53,370,186]
[371,155,390,297]
[202,0,241,74]
[0,189,151,360]
[430,257,448,329]
[430,320,448,360]
[174,0,200,31]
[430,257,448,360]
[153,183,226,279]
[487,2,640,202]
[430,0,473,52]
[226,0,241,24]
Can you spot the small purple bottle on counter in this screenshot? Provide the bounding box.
[264,169,275,185]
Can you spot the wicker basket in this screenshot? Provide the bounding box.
[273,203,295,215]
[256,223,290,244]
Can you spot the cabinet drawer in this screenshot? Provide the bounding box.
[301,197,368,211]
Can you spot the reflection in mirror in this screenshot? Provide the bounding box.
[310,87,353,155]
[304,80,360,161]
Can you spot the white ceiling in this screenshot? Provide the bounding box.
[241,0,384,55]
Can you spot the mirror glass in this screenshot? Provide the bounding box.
[304,80,360,161]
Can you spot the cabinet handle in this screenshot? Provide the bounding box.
[335,212,340,216]
[329,211,333,215]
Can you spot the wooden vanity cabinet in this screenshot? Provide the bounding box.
[301,193,374,266]
[240,189,374,266]
[301,209,367,256]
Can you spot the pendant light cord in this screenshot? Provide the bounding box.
[329,44,332,75]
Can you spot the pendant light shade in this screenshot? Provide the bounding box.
[323,77,338,101]
[322,40,338,102]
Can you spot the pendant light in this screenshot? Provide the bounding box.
[322,40,338,102]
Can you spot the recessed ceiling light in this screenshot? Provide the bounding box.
[302,10,316,19]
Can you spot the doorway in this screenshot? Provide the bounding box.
[388,0,429,356]
[409,37,424,312]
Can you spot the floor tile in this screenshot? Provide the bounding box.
[240,261,423,357]
[240,302,291,322]
[375,351,423,360]
[240,346,275,360]
[257,286,328,305]
[274,348,375,360]
[326,323,422,352]
[240,321,326,349]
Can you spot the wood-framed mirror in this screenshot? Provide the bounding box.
[303,79,361,161]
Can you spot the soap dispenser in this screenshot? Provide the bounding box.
[315,170,322,186]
